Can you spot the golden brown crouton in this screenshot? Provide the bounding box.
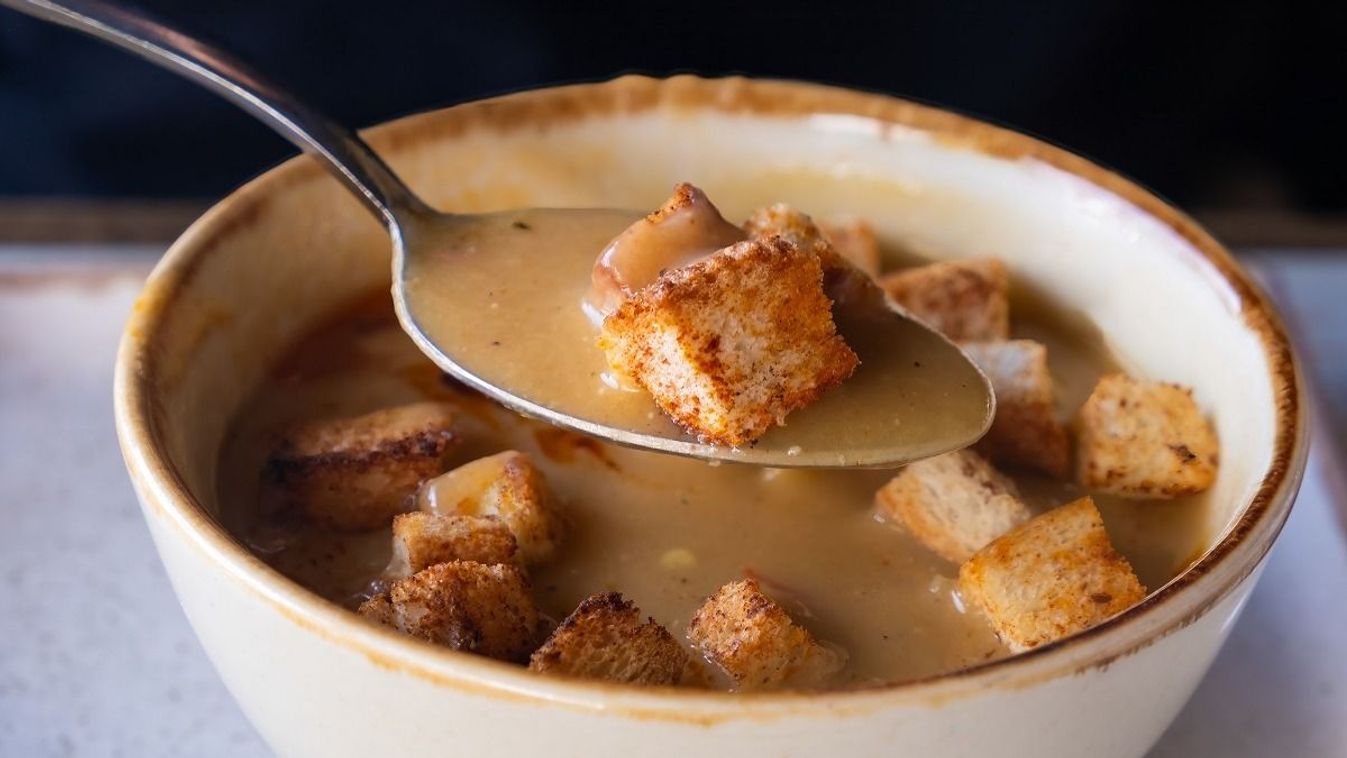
[528,592,692,686]
[599,237,859,447]
[358,560,540,662]
[875,449,1032,563]
[686,579,844,691]
[818,216,881,276]
[879,258,1010,341]
[961,340,1071,478]
[742,204,831,255]
[958,497,1146,652]
[385,513,518,579]
[417,451,564,564]
[742,204,883,311]
[1076,374,1219,497]
[265,402,458,531]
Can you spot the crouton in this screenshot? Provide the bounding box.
[686,578,844,690]
[1076,374,1219,497]
[591,183,746,315]
[358,560,540,662]
[961,340,1071,478]
[742,204,854,274]
[385,513,518,579]
[599,236,859,446]
[529,592,692,686]
[417,451,564,564]
[265,402,458,530]
[742,204,882,311]
[818,216,881,276]
[875,449,1032,563]
[879,258,1010,341]
[743,204,831,256]
[958,496,1146,652]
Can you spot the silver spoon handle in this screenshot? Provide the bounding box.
[2,0,430,229]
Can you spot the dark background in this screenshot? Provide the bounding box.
[1,0,1344,213]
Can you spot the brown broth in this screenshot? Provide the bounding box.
[217,269,1209,688]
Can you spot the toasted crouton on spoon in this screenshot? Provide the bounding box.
[9,0,993,468]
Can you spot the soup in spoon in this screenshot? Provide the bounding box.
[398,185,991,467]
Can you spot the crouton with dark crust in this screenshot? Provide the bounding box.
[875,449,1032,564]
[385,513,518,579]
[958,496,1146,652]
[961,339,1071,477]
[879,258,1010,341]
[1076,374,1219,497]
[529,592,693,686]
[687,578,844,691]
[358,560,540,662]
[417,451,564,564]
[599,236,859,447]
[265,402,458,531]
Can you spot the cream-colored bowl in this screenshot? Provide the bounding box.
[115,76,1307,758]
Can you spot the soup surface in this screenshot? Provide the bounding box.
[399,208,989,467]
[219,274,1210,688]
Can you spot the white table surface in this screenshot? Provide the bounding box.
[0,247,1343,757]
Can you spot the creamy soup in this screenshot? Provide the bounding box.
[219,276,1209,688]
[399,207,989,467]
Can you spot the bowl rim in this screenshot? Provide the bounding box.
[114,74,1309,720]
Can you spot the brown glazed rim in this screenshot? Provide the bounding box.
[115,75,1307,720]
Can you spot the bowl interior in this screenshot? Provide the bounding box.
[126,76,1294,688]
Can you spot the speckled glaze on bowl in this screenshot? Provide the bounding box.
[114,76,1307,758]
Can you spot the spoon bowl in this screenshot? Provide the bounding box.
[9,0,993,467]
[394,207,993,467]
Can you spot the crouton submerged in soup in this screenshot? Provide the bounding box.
[219,200,1215,691]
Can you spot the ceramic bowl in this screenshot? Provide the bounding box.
[115,76,1307,758]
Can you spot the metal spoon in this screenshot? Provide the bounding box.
[6,0,994,467]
